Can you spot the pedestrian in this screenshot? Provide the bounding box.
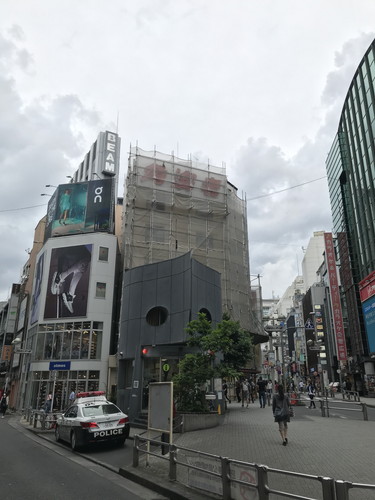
[222,380,231,404]
[235,380,241,403]
[69,389,76,406]
[0,392,9,418]
[249,379,256,403]
[241,379,249,408]
[272,384,291,446]
[257,377,267,408]
[298,380,304,393]
[307,382,316,408]
[44,393,53,414]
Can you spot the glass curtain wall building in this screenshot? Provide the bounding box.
[326,39,375,386]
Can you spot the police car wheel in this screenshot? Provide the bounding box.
[71,431,80,451]
[55,425,61,442]
[116,437,126,447]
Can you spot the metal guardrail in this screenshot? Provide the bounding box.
[23,408,60,430]
[342,390,360,402]
[132,434,375,499]
[319,398,368,420]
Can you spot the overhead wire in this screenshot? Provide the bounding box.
[0,175,327,213]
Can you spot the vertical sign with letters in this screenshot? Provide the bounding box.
[324,232,347,361]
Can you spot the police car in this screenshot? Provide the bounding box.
[55,391,130,451]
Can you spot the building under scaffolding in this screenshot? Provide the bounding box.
[123,147,262,334]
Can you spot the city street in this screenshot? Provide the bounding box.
[5,397,375,500]
[1,417,166,500]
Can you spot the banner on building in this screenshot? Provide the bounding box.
[359,271,375,354]
[44,179,114,241]
[44,244,92,319]
[30,251,45,325]
[324,233,347,361]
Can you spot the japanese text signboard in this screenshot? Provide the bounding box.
[324,233,347,361]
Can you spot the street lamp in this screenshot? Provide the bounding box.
[11,338,32,410]
[11,337,32,354]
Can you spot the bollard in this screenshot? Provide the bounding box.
[132,435,139,467]
[321,476,335,500]
[335,480,351,500]
[361,402,368,421]
[220,457,231,500]
[169,444,177,481]
[256,465,269,500]
[320,399,325,417]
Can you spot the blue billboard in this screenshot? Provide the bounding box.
[44,178,113,241]
[362,295,375,354]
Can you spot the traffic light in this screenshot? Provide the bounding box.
[142,347,149,356]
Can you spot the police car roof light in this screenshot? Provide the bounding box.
[76,391,106,399]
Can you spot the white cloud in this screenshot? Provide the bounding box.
[0,1,375,300]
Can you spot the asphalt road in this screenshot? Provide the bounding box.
[2,418,166,500]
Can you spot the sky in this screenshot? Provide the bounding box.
[1,0,375,302]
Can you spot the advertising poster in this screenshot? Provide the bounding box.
[44,179,113,240]
[51,182,88,237]
[44,244,92,319]
[84,178,113,232]
[363,296,375,354]
[30,251,45,325]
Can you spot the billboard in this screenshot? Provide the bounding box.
[30,251,45,325]
[44,244,92,319]
[44,179,113,241]
[363,295,375,354]
[324,233,347,361]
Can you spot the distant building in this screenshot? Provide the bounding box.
[301,231,325,290]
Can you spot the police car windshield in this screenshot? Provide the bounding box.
[82,404,121,417]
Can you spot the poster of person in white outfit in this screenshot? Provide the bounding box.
[44,244,92,319]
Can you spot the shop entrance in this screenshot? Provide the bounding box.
[142,357,179,410]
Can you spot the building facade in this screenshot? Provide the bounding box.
[326,39,375,389]
[122,146,255,331]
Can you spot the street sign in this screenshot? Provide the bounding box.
[305,319,314,329]
[49,361,71,370]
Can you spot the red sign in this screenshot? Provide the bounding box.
[359,270,375,303]
[324,233,347,361]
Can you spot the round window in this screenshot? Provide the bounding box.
[199,308,212,322]
[146,306,168,326]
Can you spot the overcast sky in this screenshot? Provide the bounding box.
[1,1,375,302]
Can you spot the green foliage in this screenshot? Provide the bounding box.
[173,312,254,412]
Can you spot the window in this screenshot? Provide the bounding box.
[146,306,168,326]
[199,308,212,322]
[96,282,106,299]
[98,246,109,262]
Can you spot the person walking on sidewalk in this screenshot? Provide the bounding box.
[0,391,9,418]
[241,379,249,408]
[307,382,316,408]
[235,380,242,403]
[222,380,231,404]
[272,385,291,446]
[257,377,267,408]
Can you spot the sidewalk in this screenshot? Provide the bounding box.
[131,395,375,499]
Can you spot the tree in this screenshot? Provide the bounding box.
[173,312,254,412]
